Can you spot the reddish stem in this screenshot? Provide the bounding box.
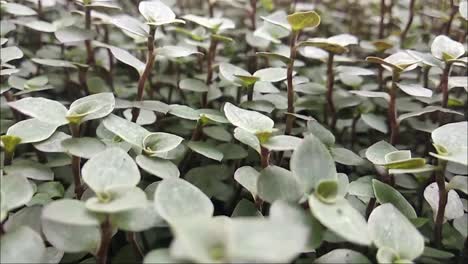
[285,31,299,135]
[132,26,156,122]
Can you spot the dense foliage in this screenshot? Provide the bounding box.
[0,0,467,263]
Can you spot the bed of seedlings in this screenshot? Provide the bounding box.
[0,0,467,263]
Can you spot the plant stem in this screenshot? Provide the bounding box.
[260,146,270,169]
[202,37,217,107]
[69,123,84,199]
[438,62,451,124]
[78,67,90,95]
[443,0,456,35]
[326,52,337,130]
[400,0,415,48]
[388,70,400,145]
[439,63,451,109]
[96,216,112,264]
[131,26,156,122]
[434,160,448,248]
[191,121,203,141]
[378,0,386,39]
[127,232,144,260]
[84,5,95,65]
[247,0,258,101]
[285,31,299,135]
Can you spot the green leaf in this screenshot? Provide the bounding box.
[397,83,433,98]
[144,249,178,264]
[253,67,288,82]
[269,200,324,249]
[42,201,101,253]
[372,180,417,219]
[262,135,302,151]
[142,132,184,156]
[315,249,371,264]
[1,46,23,64]
[231,199,262,217]
[42,199,102,226]
[61,137,106,159]
[67,93,115,124]
[448,175,468,194]
[5,159,54,181]
[95,43,145,75]
[0,227,45,263]
[233,127,261,153]
[398,106,462,124]
[55,26,93,43]
[365,140,398,165]
[257,166,303,203]
[1,175,34,212]
[7,118,58,144]
[156,46,200,58]
[330,147,364,166]
[82,147,141,194]
[136,155,180,179]
[154,178,214,223]
[291,135,337,193]
[234,166,259,200]
[349,90,390,101]
[179,78,209,92]
[219,63,251,85]
[309,195,370,245]
[7,97,68,126]
[431,35,466,61]
[85,187,147,213]
[424,182,464,221]
[111,15,149,37]
[187,141,224,161]
[431,121,468,165]
[31,58,78,69]
[229,218,310,263]
[307,120,335,146]
[286,11,321,31]
[168,104,200,120]
[102,114,150,149]
[460,1,468,20]
[368,204,425,261]
[33,131,71,153]
[224,102,275,134]
[315,180,339,203]
[361,113,388,133]
[138,1,183,26]
[2,2,37,16]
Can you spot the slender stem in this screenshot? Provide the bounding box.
[365,197,376,219]
[400,0,415,48]
[131,26,156,122]
[388,70,400,145]
[260,146,270,169]
[350,113,360,149]
[84,5,94,65]
[326,53,337,130]
[78,67,90,95]
[191,121,203,141]
[247,0,258,101]
[127,232,144,260]
[443,0,456,35]
[434,160,448,248]
[439,63,451,109]
[438,63,451,124]
[285,31,299,135]
[96,216,112,264]
[202,38,217,107]
[103,25,114,92]
[69,123,84,199]
[378,0,386,39]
